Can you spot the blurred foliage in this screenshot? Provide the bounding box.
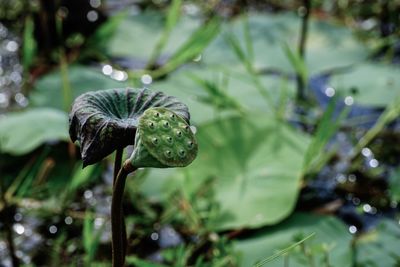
[1,0,400,266]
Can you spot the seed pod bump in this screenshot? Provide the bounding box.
[162,121,170,129]
[165,150,173,158]
[178,149,186,158]
[152,137,159,145]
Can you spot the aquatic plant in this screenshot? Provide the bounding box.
[69,88,198,266]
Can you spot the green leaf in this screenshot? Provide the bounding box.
[0,108,69,155]
[162,115,309,230]
[235,213,353,267]
[153,18,220,77]
[107,12,200,60]
[22,16,37,71]
[253,233,316,267]
[329,62,400,107]
[204,12,369,74]
[355,219,400,266]
[30,65,128,110]
[147,0,182,67]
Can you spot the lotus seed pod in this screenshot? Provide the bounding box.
[68,88,190,167]
[129,107,198,168]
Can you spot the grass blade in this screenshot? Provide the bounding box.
[253,233,316,267]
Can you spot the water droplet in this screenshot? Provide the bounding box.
[89,0,101,8]
[87,10,99,22]
[193,54,202,62]
[141,74,152,85]
[150,232,159,241]
[176,131,182,138]
[336,174,346,184]
[84,190,93,199]
[6,40,18,52]
[369,159,379,168]
[15,250,23,258]
[25,228,32,237]
[10,71,21,83]
[324,87,335,97]
[102,64,113,75]
[94,217,104,229]
[0,92,9,108]
[154,112,160,118]
[49,225,58,234]
[13,223,25,235]
[111,70,128,81]
[169,113,176,120]
[361,147,372,157]
[0,241,7,251]
[64,216,73,225]
[183,3,200,15]
[297,6,307,17]
[363,204,372,213]
[15,93,28,107]
[166,136,173,144]
[14,213,23,222]
[163,121,169,128]
[352,197,360,205]
[349,225,357,234]
[370,206,377,214]
[348,174,357,183]
[344,96,354,106]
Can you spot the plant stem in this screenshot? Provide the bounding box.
[111,161,136,267]
[113,149,123,186]
[297,0,311,101]
[113,148,127,261]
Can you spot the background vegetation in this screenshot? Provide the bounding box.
[0,0,399,266]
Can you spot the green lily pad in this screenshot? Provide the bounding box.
[330,63,400,107]
[107,12,200,60]
[203,12,369,74]
[30,65,128,110]
[157,115,309,230]
[355,219,400,266]
[151,66,296,124]
[0,108,69,155]
[234,213,353,267]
